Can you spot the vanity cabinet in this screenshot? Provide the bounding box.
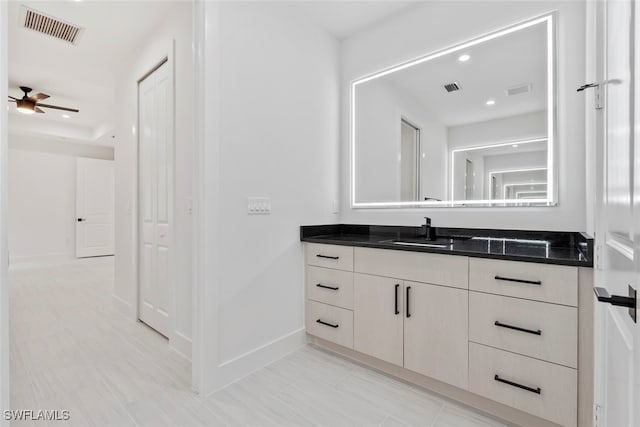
[467,258,579,427]
[304,243,355,349]
[304,242,588,427]
[403,281,468,390]
[353,273,403,366]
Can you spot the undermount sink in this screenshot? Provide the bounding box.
[391,241,451,248]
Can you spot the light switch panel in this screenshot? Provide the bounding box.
[248,197,271,214]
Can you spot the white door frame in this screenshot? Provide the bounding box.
[191,0,206,394]
[0,1,9,422]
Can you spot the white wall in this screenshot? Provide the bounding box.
[113,1,193,358]
[199,1,339,392]
[0,1,9,418]
[448,111,546,150]
[8,137,113,265]
[341,1,586,231]
[355,80,447,203]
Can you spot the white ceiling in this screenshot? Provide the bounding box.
[7,0,183,145]
[284,1,420,40]
[363,19,548,127]
[6,0,421,145]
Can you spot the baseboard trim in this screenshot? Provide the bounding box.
[112,294,135,319]
[171,331,192,361]
[206,327,307,395]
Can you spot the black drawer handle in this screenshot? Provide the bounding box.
[394,284,400,315]
[494,375,541,394]
[406,286,411,318]
[494,275,542,285]
[316,254,339,260]
[316,319,339,328]
[316,283,339,291]
[494,321,542,336]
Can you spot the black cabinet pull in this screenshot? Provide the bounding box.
[316,283,339,291]
[494,321,542,336]
[494,375,541,394]
[316,254,339,260]
[494,275,542,285]
[406,286,411,318]
[316,319,339,328]
[394,284,400,315]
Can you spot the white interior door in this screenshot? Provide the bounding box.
[138,60,173,337]
[76,158,114,258]
[593,1,639,425]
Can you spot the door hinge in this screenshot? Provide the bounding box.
[577,82,603,110]
[594,403,602,427]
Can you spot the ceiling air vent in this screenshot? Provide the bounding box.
[20,7,84,45]
[443,82,461,93]
[505,83,532,97]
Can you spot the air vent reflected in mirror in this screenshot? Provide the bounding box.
[443,82,461,93]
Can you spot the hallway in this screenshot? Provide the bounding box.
[9,258,194,426]
[8,258,510,426]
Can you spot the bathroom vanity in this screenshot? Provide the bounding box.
[301,224,593,427]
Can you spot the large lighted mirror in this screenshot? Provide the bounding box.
[351,14,556,207]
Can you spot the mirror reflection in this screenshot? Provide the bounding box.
[352,15,554,207]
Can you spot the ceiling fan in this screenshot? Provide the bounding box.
[7,86,79,115]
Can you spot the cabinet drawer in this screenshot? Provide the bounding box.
[469,343,577,427]
[305,300,353,349]
[306,266,354,309]
[355,247,468,289]
[306,243,354,271]
[469,258,577,306]
[470,292,577,368]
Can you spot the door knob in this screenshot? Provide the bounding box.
[77,218,86,222]
[594,285,636,322]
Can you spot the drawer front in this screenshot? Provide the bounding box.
[469,343,577,427]
[305,300,353,349]
[355,247,468,289]
[469,258,578,306]
[306,243,354,271]
[306,266,354,309]
[469,292,577,368]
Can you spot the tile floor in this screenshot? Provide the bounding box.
[9,258,511,426]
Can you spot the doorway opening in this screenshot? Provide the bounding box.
[4,0,196,418]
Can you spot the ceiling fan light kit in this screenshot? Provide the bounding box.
[7,86,79,115]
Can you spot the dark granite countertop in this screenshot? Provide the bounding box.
[300,224,593,267]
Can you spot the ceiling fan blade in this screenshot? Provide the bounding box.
[8,99,16,103]
[30,93,50,102]
[35,107,45,114]
[37,103,79,113]
[8,96,17,100]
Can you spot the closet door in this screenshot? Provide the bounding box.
[138,61,173,337]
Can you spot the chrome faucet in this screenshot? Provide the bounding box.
[422,217,437,241]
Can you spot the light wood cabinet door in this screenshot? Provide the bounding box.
[354,273,403,366]
[403,281,469,389]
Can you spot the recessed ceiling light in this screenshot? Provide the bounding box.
[62,114,70,119]
[512,144,519,148]
[486,99,496,106]
[458,54,471,62]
